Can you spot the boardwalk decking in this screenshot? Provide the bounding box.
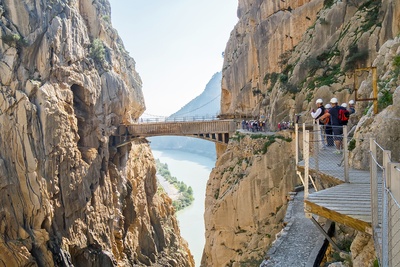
[298,146,377,233]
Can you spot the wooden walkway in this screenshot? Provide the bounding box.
[298,146,377,234]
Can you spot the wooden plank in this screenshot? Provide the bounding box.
[305,200,372,233]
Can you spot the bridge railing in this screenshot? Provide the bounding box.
[370,139,400,267]
[139,115,219,123]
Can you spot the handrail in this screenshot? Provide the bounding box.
[370,139,400,267]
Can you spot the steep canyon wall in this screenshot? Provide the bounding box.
[203,0,400,266]
[0,0,193,266]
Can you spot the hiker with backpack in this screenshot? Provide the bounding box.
[319,104,334,146]
[329,97,349,154]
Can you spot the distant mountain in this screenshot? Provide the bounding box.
[149,72,222,159]
[169,72,221,118]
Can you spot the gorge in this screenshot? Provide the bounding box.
[1,0,400,267]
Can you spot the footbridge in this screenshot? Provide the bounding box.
[111,119,237,147]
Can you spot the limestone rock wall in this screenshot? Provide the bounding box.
[209,0,400,266]
[0,0,193,266]
[201,132,297,266]
[221,0,400,128]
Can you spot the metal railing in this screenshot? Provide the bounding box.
[295,123,352,197]
[138,115,219,123]
[370,139,400,267]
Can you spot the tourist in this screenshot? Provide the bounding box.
[329,98,344,153]
[319,104,334,146]
[311,99,326,147]
[348,100,356,114]
[311,99,325,121]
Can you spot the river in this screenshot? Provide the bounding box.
[152,149,215,267]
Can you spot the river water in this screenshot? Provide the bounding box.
[152,150,215,267]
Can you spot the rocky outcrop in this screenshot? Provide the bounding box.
[209,0,400,266]
[221,0,400,128]
[201,132,297,266]
[0,0,193,266]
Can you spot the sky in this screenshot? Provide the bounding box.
[108,0,238,117]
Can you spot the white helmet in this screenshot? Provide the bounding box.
[349,100,355,105]
[316,99,323,104]
[341,103,348,108]
[325,104,332,109]
[330,97,338,103]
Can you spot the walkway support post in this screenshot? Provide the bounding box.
[314,122,319,172]
[304,130,310,199]
[370,138,378,231]
[343,126,349,183]
[295,124,299,166]
[388,162,400,267]
[382,150,391,267]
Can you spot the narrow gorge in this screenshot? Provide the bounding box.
[1,0,400,267]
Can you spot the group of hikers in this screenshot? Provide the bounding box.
[241,120,268,132]
[311,97,356,154]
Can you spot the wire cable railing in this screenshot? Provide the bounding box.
[296,123,400,266]
[370,139,400,267]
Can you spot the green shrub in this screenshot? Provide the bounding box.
[1,33,28,47]
[102,15,111,23]
[263,72,280,91]
[344,44,368,72]
[378,89,393,110]
[324,0,334,8]
[90,39,106,64]
[279,73,288,84]
[359,0,381,32]
[348,139,356,151]
[257,135,292,154]
[393,54,400,75]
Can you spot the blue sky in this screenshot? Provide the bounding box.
[108,0,238,117]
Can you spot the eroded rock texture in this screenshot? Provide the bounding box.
[221,0,400,128]
[204,0,400,266]
[0,0,193,266]
[202,132,297,266]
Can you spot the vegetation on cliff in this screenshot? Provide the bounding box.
[156,159,194,211]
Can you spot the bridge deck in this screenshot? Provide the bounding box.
[111,120,237,146]
[299,147,377,233]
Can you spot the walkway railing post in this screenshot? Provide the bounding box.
[343,126,349,183]
[370,138,378,232]
[382,150,391,267]
[314,122,319,171]
[304,130,310,199]
[388,162,400,267]
[295,123,299,166]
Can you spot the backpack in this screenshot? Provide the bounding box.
[319,110,330,125]
[338,107,350,125]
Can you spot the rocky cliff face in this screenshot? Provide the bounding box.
[202,132,297,266]
[221,0,399,127]
[204,0,400,266]
[0,0,193,266]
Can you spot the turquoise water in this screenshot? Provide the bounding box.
[152,150,215,267]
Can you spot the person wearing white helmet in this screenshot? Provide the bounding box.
[348,100,355,114]
[311,98,327,148]
[329,97,348,153]
[311,98,325,121]
[319,103,334,146]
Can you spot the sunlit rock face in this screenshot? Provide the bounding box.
[203,0,400,266]
[202,132,297,266]
[221,0,400,128]
[0,0,193,266]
